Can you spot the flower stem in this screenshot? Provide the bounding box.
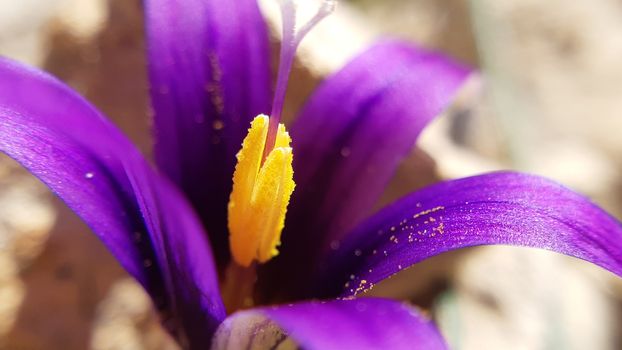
[222,262,257,313]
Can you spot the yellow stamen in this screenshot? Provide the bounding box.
[228,114,295,267]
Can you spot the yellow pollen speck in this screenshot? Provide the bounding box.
[212,120,224,130]
[228,115,295,267]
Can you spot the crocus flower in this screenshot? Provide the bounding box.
[1,0,621,349]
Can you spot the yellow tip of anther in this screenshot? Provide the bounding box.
[228,115,296,267]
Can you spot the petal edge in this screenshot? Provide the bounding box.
[314,172,622,297]
[213,298,447,350]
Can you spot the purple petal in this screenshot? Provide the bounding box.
[0,57,150,285]
[145,0,272,265]
[0,58,225,342]
[312,172,622,298]
[213,298,447,350]
[262,40,471,298]
[124,158,225,345]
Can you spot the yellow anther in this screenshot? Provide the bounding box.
[228,114,295,267]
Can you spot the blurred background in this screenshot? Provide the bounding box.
[0,0,621,349]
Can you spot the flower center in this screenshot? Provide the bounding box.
[227,0,336,268]
[224,0,336,313]
[228,114,295,267]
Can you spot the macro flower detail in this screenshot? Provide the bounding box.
[0,0,621,349]
[228,114,295,267]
